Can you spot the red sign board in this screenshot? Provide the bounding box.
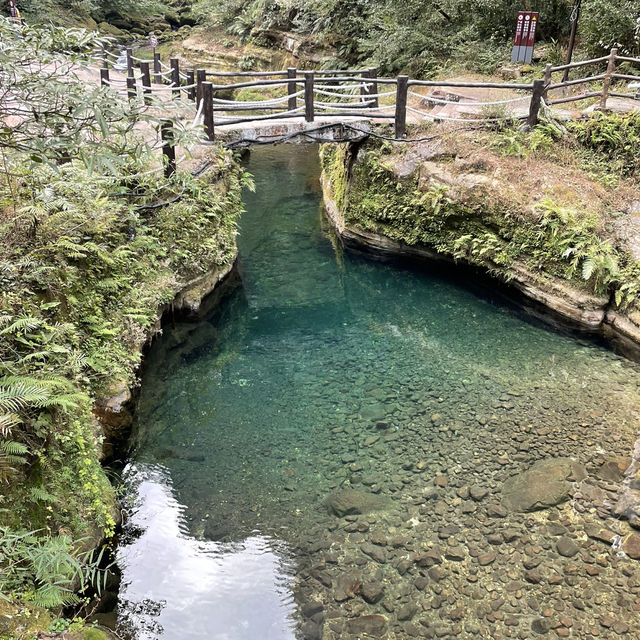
[527,13,539,46]
[511,11,539,63]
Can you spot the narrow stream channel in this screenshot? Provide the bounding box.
[115,145,640,639]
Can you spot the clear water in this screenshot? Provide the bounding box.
[117,145,640,640]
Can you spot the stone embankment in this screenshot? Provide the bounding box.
[320,137,640,359]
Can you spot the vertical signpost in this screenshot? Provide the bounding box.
[511,12,524,62]
[150,33,160,84]
[511,11,539,63]
[8,0,19,20]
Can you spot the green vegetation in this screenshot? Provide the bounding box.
[0,18,244,613]
[320,116,640,310]
[569,111,640,177]
[12,0,195,36]
[193,0,640,74]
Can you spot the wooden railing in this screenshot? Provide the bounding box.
[543,48,640,108]
[92,45,640,172]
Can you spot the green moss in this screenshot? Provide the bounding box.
[82,628,107,640]
[0,600,51,640]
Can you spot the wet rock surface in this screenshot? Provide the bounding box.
[501,458,587,512]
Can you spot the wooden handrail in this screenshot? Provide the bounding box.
[615,55,640,64]
[613,73,640,82]
[547,73,607,90]
[94,43,640,176]
[549,55,609,73]
[409,80,533,89]
[547,91,601,105]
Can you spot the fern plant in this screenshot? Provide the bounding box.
[0,527,111,608]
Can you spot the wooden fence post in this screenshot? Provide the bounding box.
[100,68,109,88]
[161,120,176,178]
[543,63,552,99]
[395,75,408,139]
[126,76,136,101]
[170,58,181,97]
[361,68,370,103]
[368,67,379,108]
[153,51,162,84]
[102,45,109,69]
[186,70,195,101]
[287,68,297,111]
[126,48,134,78]
[202,82,215,142]
[304,72,314,123]
[140,61,152,105]
[196,69,207,105]
[599,47,618,110]
[528,79,545,127]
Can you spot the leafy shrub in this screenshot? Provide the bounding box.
[0,527,110,608]
[570,111,640,176]
[581,0,640,56]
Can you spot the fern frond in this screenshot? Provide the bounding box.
[0,412,22,433]
[0,441,28,455]
[0,383,50,413]
[29,486,57,503]
[34,392,88,410]
[31,584,79,608]
[0,316,43,336]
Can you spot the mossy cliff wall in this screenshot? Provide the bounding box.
[319,139,640,358]
[0,148,244,623]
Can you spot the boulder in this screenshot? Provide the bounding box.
[346,615,388,637]
[622,533,640,560]
[325,489,387,517]
[502,458,587,512]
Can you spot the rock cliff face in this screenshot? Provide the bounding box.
[320,138,640,359]
[94,260,236,460]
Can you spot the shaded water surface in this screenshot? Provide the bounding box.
[117,145,640,640]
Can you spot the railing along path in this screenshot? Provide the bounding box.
[88,45,640,174]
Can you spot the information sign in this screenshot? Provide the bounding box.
[511,11,539,63]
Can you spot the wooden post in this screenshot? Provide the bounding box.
[140,61,152,105]
[196,69,207,105]
[153,51,162,84]
[287,68,297,111]
[528,79,545,127]
[395,75,408,139]
[100,68,109,88]
[543,63,552,99]
[368,67,379,108]
[361,68,370,103]
[170,58,180,97]
[187,69,196,101]
[161,120,176,178]
[562,0,582,83]
[126,76,136,101]
[102,45,109,69]
[202,82,215,142]
[599,47,618,110]
[126,48,134,78]
[304,71,314,123]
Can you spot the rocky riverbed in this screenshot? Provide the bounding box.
[119,145,640,640]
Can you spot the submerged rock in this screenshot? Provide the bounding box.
[501,458,587,512]
[622,533,640,559]
[325,488,387,517]
[346,614,388,636]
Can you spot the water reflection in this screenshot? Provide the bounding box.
[117,463,297,640]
